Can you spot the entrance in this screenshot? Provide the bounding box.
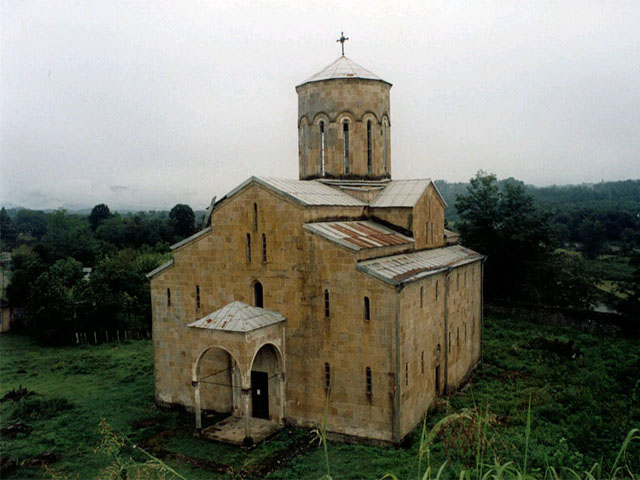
[251,371,269,419]
[435,365,441,395]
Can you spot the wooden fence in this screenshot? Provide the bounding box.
[73,329,151,345]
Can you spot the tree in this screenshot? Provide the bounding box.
[0,207,17,251]
[89,204,112,231]
[14,209,47,240]
[580,218,606,259]
[169,204,195,240]
[455,171,553,302]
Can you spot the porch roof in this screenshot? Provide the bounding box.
[187,301,285,333]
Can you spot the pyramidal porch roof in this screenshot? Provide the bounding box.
[188,301,285,333]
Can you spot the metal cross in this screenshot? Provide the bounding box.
[336,32,349,56]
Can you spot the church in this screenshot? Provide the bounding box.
[148,41,484,446]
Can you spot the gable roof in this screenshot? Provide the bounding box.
[369,179,447,208]
[146,259,174,280]
[219,176,367,208]
[298,56,390,87]
[304,220,413,251]
[187,301,285,333]
[357,245,484,286]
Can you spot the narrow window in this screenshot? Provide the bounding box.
[254,281,263,308]
[421,351,424,374]
[365,367,372,396]
[437,344,441,356]
[449,332,451,353]
[425,223,429,243]
[319,121,326,176]
[457,272,460,290]
[436,281,439,300]
[324,362,331,391]
[367,120,372,174]
[324,289,330,318]
[364,296,370,322]
[196,285,200,310]
[253,203,258,231]
[464,270,467,286]
[343,121,349,174]
[420,286,424,308]
[383,119,388,173]
[302,124,307,175]
[246,233,251,262]
[457,327,460,348]
[167,288,171,307]
[465,322,467,341]
[262,233,267,262]
[405,362,409,386]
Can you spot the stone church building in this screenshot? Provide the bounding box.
[148,52,484,445]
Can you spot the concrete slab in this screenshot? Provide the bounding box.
[201,416,281,446]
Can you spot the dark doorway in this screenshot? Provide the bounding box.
[435,365,441,395]
[251,371,269,419]
[254,281,263,308]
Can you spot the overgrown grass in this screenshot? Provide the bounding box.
[1,314,638,479]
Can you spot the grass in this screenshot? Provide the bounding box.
[1,314,639,479]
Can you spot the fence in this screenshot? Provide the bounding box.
[73,329,151,345]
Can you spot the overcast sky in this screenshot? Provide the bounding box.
[2,1,639,211]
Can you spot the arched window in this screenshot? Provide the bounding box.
[196,285,200,310]
[324,289,330,318]
[246,233,251,262]
[167,288,171,307]
[319,121,326,176]
[343,121,349,174]
[366,120,372,174]
[420,286,424,308]
[364,296,370,322]
[253,203,258,231]
[383,118,388,173]
[324,362,331,391]
[301,123,307,175]
[254,281,263,308]
[365,367,372,396]
[262,233,267,262]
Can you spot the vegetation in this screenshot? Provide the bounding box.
[1,315,637,479]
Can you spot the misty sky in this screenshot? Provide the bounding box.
[2,1,639,211]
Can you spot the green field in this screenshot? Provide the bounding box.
[1,315,638,479]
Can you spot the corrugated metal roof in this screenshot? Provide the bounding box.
[357,245,484,285]
[298,56,390,86]
[221,176,366,207]
[304,221,413,251]
[369,179,432,208]
[187,301,285,333]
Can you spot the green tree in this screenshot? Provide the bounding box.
[89,203,112,230]
[455,171,553,302]
[14,209,47,239]
[42,209,98,264]
[169,204,195,240]
[6,246,47,308]
[580,218,606,259]
[0,207,17,251]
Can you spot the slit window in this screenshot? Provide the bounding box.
[436,281,439,300]
[196,285,200,310]
[420,286,424,308]
[457,327,460,348]
[320,121,326,176]
[367,120,372,174]
[449,332,451,353]
[246,233,251,262]
[253,203,258,231]
[383,119,388,172]
[364,296,370,322]
[167,288,171,307]
[324,289,330,318]
[421,351,424,374]
[426,223,429,243]
[324,362,331,391]
[343,121,349,174]
[465,322,467,341]
[405,362,409,386]
[366,367,372,396]
[262,233,267,262]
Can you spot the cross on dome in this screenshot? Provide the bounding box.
[336,31,349,56]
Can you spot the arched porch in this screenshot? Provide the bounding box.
[188,301,286,445]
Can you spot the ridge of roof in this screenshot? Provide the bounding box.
[298,56,391,87]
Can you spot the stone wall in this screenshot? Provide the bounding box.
[297,79,391,179]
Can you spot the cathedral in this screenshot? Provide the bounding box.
[148,45,484,446]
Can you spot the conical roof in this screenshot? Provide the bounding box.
[298,56,390,87]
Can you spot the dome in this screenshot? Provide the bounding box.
[297,56,391,87]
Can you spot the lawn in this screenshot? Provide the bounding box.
[1,314,638,479]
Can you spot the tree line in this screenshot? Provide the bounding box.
[0,203,198,344]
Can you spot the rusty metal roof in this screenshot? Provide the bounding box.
[304,220,413,251]
[187,301,285,333]
[357,245,484,285]
[298,56,390,87]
